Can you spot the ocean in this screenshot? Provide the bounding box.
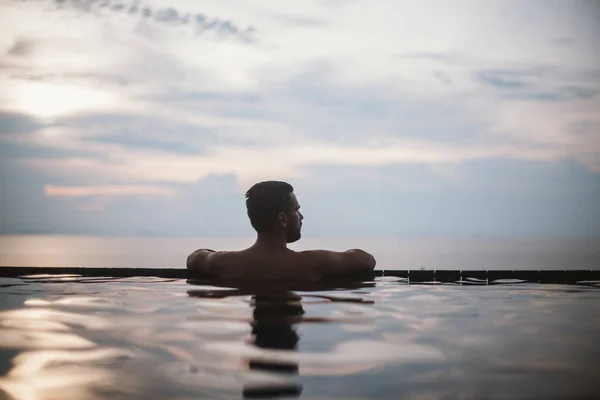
[0,235,599,270]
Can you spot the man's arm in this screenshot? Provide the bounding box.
[186,248,216,274]
[299,249,376,279]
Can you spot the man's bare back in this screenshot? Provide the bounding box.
[186,181,376,281]
[187,245,376,281]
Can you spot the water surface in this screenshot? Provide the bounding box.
[1,275,599,399]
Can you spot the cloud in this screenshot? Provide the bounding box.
[44,184,176,198]
[476,67,600,101]
[0,0,599,236]
[296,159,600,237]
[6,37,36,57]
[477,70,529,89]
[0,111,45,134]
[4,158,598,237]
[14,0,257,43]
[262,12,328,28]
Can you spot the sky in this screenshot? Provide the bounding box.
[0,0,599,237]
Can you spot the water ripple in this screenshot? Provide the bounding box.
[0,276,599,399]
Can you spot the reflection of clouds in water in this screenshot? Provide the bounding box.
[0,329,94,349]
[0,348,142,400]
[0,308,108,330]
[369,279,600,398]
[160,361,297,397]
[341,324,376,333]
[179,320,249,336]
[0,276,599,399]
[203,339,445,376]
[25,296,124,308]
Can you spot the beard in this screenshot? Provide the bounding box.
[286,225,301,243]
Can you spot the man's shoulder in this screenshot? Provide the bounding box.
[187,249,242,270]
[291,249,344,264]
[293,248,376,276]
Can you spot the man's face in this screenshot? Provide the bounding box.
[286,193,303,243]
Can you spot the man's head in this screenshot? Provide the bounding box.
[245,181,303,243]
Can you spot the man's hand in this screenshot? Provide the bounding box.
[345,249,376,269]
[299,248,376,279]
[186,248,216,274]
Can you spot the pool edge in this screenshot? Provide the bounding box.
[1,266,599,285]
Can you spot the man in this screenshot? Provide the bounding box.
[186,180,376,280]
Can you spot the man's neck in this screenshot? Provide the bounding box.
[254,233,288,249]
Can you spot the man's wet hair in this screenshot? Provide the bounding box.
[245,181,294,233]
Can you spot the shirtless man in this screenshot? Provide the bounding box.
[186,181,376,280]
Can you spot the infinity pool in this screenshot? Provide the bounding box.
[1,275,599,399]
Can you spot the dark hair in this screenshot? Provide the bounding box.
[245,181,294,233]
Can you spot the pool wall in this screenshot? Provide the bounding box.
[1,266,598,284]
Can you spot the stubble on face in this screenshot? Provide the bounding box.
[286,193,302,243]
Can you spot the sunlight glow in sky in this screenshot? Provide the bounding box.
[8,81,118,118]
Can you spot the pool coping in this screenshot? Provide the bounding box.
[0,266,598,284]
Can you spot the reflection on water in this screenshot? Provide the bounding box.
[190,288,305,398]
[0,276,599,399]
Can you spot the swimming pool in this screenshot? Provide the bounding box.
[1,274,599,399]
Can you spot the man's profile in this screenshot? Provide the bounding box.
[186,181,376,280]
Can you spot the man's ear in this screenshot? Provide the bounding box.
[278,212,287,228]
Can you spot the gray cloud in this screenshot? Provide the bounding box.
[553,37,576,46]
[477,70,530,89]
[162,91,263,105]
[7,71,134,87]
[298,159,600,237]
[16,0,257,43]
[55,110,266,153]
[0,167,249,236]
[394,51,474,64]
[0,110,105,162]
[7,38,36,57]
[3,158,598,237]
[515,86,599,102]
[318,0,360,9]
[433,71,452,85]
[261,10,329,27]
[0,141,102,161]
[144,89,276,124]
[0,111,45,135]
[253,63,499,145]
[394,53,600,104]
[86,132,205,155]
[476,68,600,102]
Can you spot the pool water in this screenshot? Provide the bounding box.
[0,275,599,400]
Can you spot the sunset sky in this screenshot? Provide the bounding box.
[1,0,599,237]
